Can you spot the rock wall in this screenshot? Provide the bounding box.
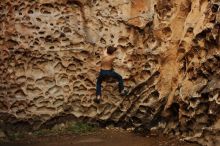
[0,0,220,145]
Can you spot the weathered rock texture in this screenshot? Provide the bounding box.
[0,0,220,145]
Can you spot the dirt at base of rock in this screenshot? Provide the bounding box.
[0,129,199,146]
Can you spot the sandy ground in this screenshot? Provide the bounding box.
[0,129,199,146]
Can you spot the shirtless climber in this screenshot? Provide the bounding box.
[95,46,128,103]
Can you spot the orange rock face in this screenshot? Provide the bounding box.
[0,0,220,145]
[127,0,152,28]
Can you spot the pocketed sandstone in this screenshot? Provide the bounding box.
[0,0,219,145]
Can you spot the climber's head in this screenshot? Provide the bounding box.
[107,46,117,55]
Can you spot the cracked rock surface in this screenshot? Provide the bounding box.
[0,0,220,145]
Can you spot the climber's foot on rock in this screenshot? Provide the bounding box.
[94,96,101,104]
[120,89,129,96]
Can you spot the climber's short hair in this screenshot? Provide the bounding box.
[107,46,117,55]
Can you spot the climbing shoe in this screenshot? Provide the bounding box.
[94,96,101,104]
[94,98,100,104]
[120,89,128,96]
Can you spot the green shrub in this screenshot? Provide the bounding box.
[66,122,97,134]
[33,129,52,136]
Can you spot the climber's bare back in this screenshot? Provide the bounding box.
[101,51,115,70]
